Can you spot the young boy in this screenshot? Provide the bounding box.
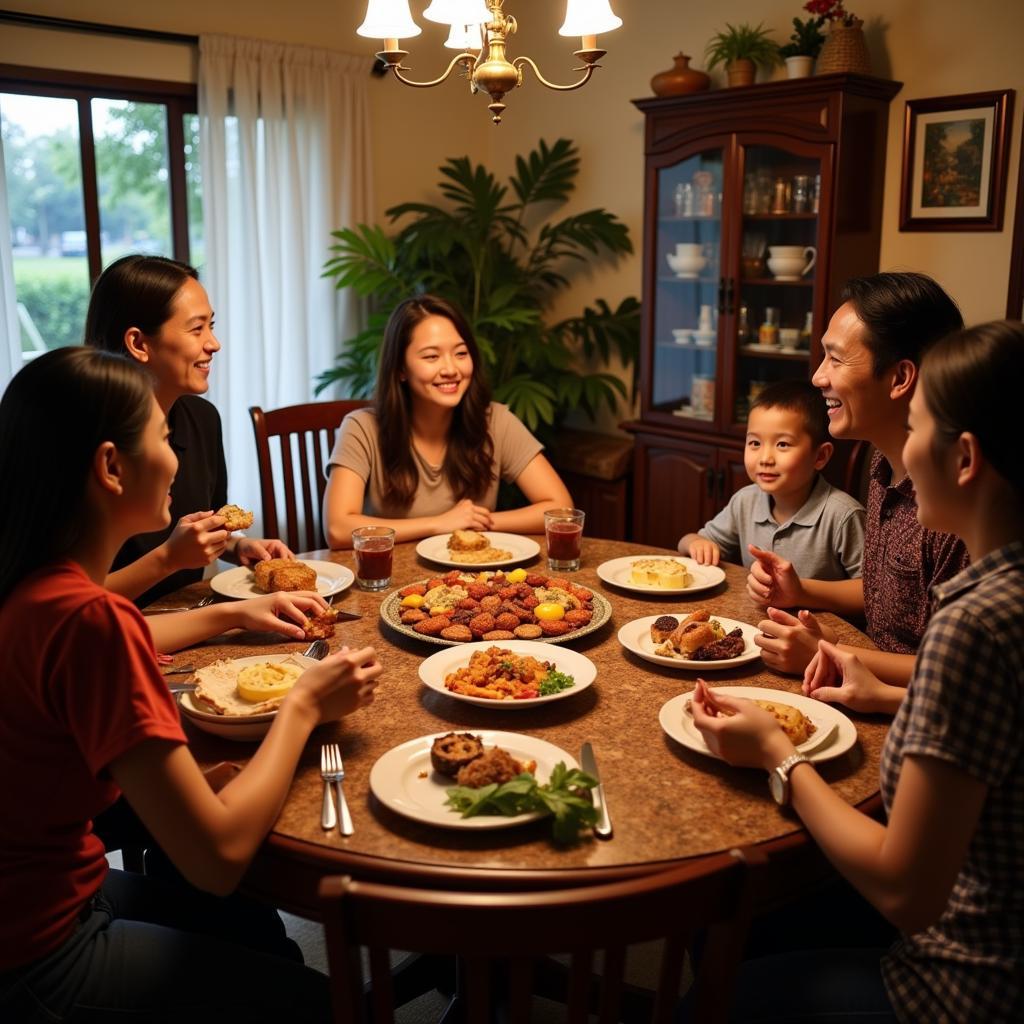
[678,379,864,578]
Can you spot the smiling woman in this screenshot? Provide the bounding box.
[322,294,573,548]
[84,255,293,605]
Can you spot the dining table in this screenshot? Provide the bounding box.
[156,537,887,921]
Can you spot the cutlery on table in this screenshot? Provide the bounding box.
[303,639,330,660]
[162,664,196,676]
[320,744,338,831]
[321,742,354,836]
[147,595,215,614]
[580,742,613,840]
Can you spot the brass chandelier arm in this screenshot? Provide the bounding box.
[512,55,601,92]
[380,51,477,89]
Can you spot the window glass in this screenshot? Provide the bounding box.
[184,113,203,270]
[1,92,90,358]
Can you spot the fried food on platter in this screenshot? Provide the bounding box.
[215,504,254,531]
[448,530,487,552]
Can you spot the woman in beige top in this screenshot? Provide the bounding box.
[323,295,572,548]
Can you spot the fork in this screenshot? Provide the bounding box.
[302,639,329,660]
[320,744,338,831]
[321,743,353,836]
[147,594,215,614]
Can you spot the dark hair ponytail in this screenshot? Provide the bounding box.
[920,319,1024,497]
[84,254,198,354]
[0,347,153,599]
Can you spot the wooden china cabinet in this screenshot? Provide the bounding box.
[623,73,901,549]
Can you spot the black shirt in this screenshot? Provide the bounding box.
[113,395,228,606]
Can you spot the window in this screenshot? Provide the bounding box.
[0,66,201,360]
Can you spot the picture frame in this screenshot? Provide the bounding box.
[899,90,1014,232]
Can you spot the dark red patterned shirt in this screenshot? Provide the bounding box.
[880,541,1024,1022]
[862,451,968,652]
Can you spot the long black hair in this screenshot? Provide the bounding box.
[84,254,198,354]
[373,295,495,509]
[0,348,153,600]
[920,319,1024,498]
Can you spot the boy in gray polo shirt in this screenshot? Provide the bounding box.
[678,380,864,578]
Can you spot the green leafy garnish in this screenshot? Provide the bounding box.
[538,669,575,696]
[445,762,598,843]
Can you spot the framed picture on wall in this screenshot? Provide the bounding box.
[899,90,1014,232]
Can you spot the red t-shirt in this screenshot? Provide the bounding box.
[0,561,186,970]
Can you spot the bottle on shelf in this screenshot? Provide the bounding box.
[798,310,814,350]
[736,305,752,344]
[759,307,780,346]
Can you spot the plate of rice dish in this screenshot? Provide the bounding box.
[416,531,540,569]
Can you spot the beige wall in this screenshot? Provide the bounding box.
[3,0,1020,346]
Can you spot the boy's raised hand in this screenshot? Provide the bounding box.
[746,545,805,607]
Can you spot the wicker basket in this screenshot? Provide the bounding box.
[816,20,871,75]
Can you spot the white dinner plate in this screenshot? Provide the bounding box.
[369,730,577,830]
[658,686,856,764]
[617,614,761,671]
[415,532,541,569]
[596,555,726,595]
[418,640,596,709]
[209,560,354,600]
[176,653,317,742]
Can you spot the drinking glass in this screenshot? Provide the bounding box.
[544,508,585,572]
[352,526,395,591]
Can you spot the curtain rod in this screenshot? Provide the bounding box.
[0,8,198,46]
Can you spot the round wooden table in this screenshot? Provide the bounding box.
[165,538,886,919]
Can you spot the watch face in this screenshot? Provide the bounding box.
[769,769,785,805]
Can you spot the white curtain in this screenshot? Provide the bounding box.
[198,33,374,526]
[0,138,22,386]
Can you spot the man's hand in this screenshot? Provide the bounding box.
[746,545,806,607]
[754,608,835,675]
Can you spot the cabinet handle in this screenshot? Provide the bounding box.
[725,278,735,315]
[706,468,715,501]
[717,277,725,315]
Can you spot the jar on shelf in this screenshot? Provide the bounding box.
[674,182,694,217]
[792,175,810,213]
[759,307,780,346]
[798,311,814,349]
[771,178,789,215]
[736,305,752,344]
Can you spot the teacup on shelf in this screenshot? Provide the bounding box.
[766,245,816,281]
[666,249,707,279]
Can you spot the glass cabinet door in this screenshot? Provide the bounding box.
[730,143,822,427]
[651,147,725,424]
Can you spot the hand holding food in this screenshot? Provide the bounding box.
[163,510,229,570]
[235,537,294,567]
[215,504,255,531]
[233,592,328,640]
[746,545,806,608]
[690,679,797,770]
[434,498,492,535]
[754,607,828,675]
[292,645,382,723]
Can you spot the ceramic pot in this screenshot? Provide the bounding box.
[766,245,817,280]
[650,53,711,97]
[785,55,814,78]
[816,20,870,75]
[726,58,756,87]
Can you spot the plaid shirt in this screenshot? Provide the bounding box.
[863,451,968,652]
[880,540,1024,1023]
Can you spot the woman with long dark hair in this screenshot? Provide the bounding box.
[322,295,572,547]
[86,254,292,605]
[692,320,1024,1022]
[0,347,381,1021]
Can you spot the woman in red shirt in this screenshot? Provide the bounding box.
[0,347,382,1021]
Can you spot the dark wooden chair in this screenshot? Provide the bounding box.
[249,400,369,552]
[318,848,764,1024]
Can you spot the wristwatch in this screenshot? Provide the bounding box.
[769,753,810,806]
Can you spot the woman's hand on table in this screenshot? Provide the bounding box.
[290,645,382,723]
[162,511,229,570]
[754,607,835,675]
[803,641,906,715]
[690,679,795,771]
[433,498,492,534]
[234,537,294,566]
[746,545,806,607]
[232,591,327,640]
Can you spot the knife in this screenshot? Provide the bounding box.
[580,742,613,840]
[329,609,362,622]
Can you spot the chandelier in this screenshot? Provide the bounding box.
[357,1,623,124]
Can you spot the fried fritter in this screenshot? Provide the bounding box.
[216,504,254,531]
[252,558,317,593]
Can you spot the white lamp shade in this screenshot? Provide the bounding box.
[444,23,484,49]
[357,0,422,39]
[423,1,491,27]
[559,0,622,36]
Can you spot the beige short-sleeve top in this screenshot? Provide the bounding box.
[326,403,543,519]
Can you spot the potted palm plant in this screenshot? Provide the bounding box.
[778,16,826,78]
[704,22,780,87]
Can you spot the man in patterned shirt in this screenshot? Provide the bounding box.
[746,273,968,703]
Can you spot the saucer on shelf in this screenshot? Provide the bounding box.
[693,330,716,347]
[671,329,691,345]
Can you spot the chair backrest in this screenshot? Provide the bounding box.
[249,400,369,552]
[319,848,764,1024]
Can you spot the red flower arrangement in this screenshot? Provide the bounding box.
[804,0,859,26]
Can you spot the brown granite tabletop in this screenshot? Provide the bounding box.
[157,538,886,917]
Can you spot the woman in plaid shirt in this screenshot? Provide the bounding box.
[693,320,1024,1022]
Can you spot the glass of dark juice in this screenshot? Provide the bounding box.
[352,526,395,591]
[544,508,585,572]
